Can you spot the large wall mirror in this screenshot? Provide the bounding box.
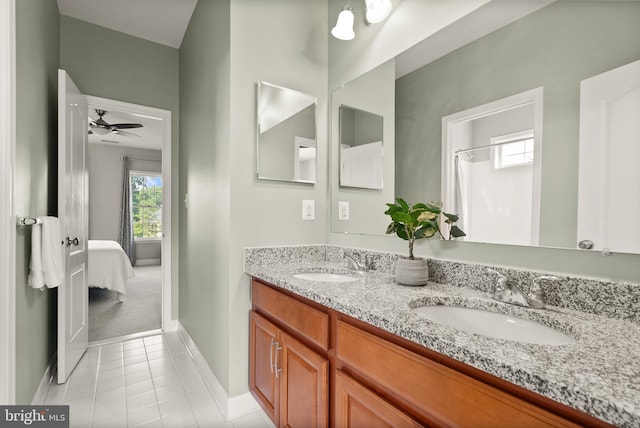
[329,1,640,254]
[256,81,317,183]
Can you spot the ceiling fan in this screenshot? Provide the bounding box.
[88,109,143,137]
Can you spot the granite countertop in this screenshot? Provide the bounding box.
[246,261,640,428]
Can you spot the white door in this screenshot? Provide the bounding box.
[577,59,640,254]
[57,70,89,383]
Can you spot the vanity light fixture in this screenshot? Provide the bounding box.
[365,0,392,24]
[331,5,355,40]
[331,0,392,40]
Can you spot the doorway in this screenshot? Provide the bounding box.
[85,96,172,342]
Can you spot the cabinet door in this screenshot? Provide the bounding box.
[250,311,279,425]
[334,370,423,428]
[279,330,329,428]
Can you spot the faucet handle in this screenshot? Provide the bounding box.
[485,268,509,291]
[532,275,561,290]
[527,275,561,309]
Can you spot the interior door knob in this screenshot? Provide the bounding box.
[66,237,79,247]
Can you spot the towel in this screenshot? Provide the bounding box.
[28,216,64,289]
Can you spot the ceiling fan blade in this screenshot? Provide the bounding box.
[110,123,143,129]
[113,129,141,138]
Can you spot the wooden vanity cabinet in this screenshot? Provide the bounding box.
[250,278,612,428]
[250,280,329,427]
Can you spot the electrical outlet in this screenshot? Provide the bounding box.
[302,200,315,220]
[338,201,349,221]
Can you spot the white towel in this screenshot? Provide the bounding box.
[28,216,64,289]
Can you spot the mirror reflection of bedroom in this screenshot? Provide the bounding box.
[87,101,164,343]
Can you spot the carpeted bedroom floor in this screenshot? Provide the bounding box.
[89,265,161,342]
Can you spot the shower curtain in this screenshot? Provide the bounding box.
[118,156,136,265]
[455,154,471,238]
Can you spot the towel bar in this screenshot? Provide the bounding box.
[17,217,43,226]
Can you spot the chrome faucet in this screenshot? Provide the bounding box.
[486,269,529,307]
[527,275,561,309]
[344,251,370,272]
[486,269,561,309]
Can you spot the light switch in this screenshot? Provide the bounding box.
[338,201,349,221]
[302,200,315,220]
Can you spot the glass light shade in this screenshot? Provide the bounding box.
[365,0,392,24]
[92,126,110,135]
[331,7,355,40]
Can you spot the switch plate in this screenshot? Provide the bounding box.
[338,201,349,221]
[302,200,315,220]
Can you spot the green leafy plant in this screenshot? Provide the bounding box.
[385,198,465,259]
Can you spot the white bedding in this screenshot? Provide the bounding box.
[88,240,135,296]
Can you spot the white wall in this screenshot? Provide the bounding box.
[87,143,162,263]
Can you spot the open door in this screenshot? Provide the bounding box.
[57,70,89,384]
[577,59,640,254]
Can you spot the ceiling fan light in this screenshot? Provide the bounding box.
[92,126,111,135]
[365,0,392,24]
[331,6,355,40]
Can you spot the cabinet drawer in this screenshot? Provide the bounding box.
[336,320,580,428]
[252,279,329,351]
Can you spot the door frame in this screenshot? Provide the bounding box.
[85,95,174,333]
[0,0,16,405]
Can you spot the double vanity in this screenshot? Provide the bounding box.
[245,245,639,427]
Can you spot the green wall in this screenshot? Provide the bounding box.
[396,1,640,249]
[179,0,232,393]
[14,0,60,404]
[179,0,328,397]
[59,15,180,318]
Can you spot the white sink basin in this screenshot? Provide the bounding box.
[412,305,575,346]
[292,272,359,283]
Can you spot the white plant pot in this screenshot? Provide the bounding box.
[395,258,429,286]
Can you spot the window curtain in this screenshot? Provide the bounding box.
[118,156,136,265]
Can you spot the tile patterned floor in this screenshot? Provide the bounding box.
[44,333,272,428]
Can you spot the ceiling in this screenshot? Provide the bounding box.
[87,106,164,151]
[56,0,197,48]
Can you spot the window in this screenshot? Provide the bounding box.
[131,172,163,240]
[492,131,535,169]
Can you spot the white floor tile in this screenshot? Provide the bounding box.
[124,346,147,357]
[152,373,181,389]
[125,361,150,375]
[158,393,190,416]
[63,384,95,402]
[125,369,153,385]
[127,390,158,412]
[43,333,276,428]
[162,408,198,428]
[124,352,149,365]
[96,375,125,393]
[125,379,155,396]
[192,403,229,428]
[147,349,171,361]
[154,385,185,403]
[127,403,161,427]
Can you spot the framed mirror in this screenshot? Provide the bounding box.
[328,1,640,254]
[256,81,317,183]
[339,105,384,189]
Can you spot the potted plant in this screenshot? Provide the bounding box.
[385,198,465,285]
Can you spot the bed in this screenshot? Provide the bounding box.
[88,240,135,301]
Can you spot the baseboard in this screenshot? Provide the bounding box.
[135,259,161,266]
[31,353,56,405]
[177,322,258,421]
